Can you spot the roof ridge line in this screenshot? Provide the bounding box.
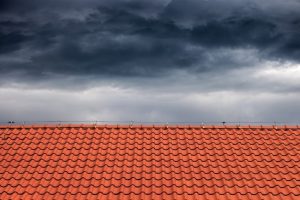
[0,124,299,129]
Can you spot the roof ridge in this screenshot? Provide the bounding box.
[0,123,299,129]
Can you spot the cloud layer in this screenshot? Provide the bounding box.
[1,0,300,78]
[0,0,300,123]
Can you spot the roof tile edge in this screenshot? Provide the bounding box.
[0,124,299,130]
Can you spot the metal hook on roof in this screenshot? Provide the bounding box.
[201,122,205,129]
[236,122,240,129]
[130,120,134,128]
[273,121,278,130]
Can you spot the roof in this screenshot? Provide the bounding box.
[1,124,300,200]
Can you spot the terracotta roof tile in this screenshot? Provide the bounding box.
[1,124,300,199]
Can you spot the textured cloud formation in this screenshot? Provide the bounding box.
[1,80,300,124]
[1,0,300,78]
[0,0,300,122]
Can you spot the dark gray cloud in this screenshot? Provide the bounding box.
[1,0,300,123]
[0,0,300,80]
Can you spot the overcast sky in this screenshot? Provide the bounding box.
[1,0,300,124]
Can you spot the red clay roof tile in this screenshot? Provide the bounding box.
[1,124,300,199]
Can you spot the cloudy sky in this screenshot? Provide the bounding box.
[1,0,300,124]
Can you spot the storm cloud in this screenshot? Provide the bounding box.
[0,0,300,123]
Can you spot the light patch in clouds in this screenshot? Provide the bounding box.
[1,62,300,124]
[254,63,300,91]
[0,87,299,124]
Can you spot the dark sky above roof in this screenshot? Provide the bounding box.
[0,0,300,123]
